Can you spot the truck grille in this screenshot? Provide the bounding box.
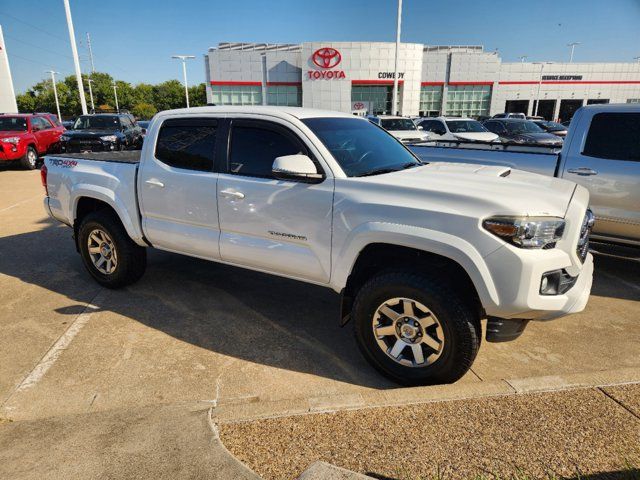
[577,209,595,263]
[65,139,106,153]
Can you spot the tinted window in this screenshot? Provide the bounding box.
[483,121,502,133]
[380,118,417,131]
[155,118,217,171]
[73,116,120,130]
[32,117,50,130]
[583,113,640,161]
[302,117,421,177]
[0,117,28,131]
[446,120,487,133]
[504,121,543,133]
[229,125,304,178]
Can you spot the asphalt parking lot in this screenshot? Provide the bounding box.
[0,167,639,478]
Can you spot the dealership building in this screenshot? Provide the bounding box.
[204,42,640,121]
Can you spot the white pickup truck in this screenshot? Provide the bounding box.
[42,106,594,385]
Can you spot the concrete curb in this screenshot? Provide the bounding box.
[214,366,640,424]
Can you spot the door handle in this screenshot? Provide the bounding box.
[567,167,598,176]
[145,179,165,188]
[220,189,245,199]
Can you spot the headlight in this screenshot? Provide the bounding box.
[483,216,565,249]
[100,135,118,142]
[60,135,71,142]
[1,136,20,144]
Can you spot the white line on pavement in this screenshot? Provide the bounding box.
[8,289,109,396]
[0,195,42,213]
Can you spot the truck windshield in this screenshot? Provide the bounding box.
[0,117,28,131]
[380,118,417,131]
[505,121,544,134]
[302,117,422,177]
[446,120,488,133]
[73,116,120,130]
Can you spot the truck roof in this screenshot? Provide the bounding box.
[581,103,640,111]
[155,106,357,121]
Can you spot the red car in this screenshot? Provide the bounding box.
[0,114,66,170]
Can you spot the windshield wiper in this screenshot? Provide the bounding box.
[355,162,420,177]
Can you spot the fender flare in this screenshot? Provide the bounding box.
[70,184,145,246]
[332,222,500,310]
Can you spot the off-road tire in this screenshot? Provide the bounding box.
[78,211,147,288]
[352,270,481,386]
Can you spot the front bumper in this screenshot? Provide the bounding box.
[0,142,26,161]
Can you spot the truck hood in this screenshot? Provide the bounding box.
[452,132,499,142]
[358,162,576,218]
[0,130,28,138]
[63,129,121,138]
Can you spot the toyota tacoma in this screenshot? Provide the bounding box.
[42,106,594,385]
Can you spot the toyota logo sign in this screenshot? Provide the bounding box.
[353,102,365,110]
[312,48,342,69]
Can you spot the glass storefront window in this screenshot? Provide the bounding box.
[445,85,491,118]
[419,86,442,116]
[267,85,302,106]
[351,86,396,115]
[211,85,262,106]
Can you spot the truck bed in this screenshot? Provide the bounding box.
[49,150,141,164]
[409,141,561,177]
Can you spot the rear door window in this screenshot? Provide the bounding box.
[155,118,217,171]
[582,113,640,161]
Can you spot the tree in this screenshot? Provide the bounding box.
[15,72,210,117]
[132,102,157,120]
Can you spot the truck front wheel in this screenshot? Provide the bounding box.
[78,211,147,288]
[352,271,481,386]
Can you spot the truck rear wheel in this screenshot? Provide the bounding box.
[78,211,147,289]
[352,270,481,386]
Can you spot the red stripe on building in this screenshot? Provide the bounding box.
[351,80,404,85]
[210,81,261,86]
[266,81,302,86]
[499,80,640,85]
[421,82,445,86]
[448,81,494,86]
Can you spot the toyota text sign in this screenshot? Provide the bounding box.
[308,47,346,80]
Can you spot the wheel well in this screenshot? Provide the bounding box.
[340,243,483,324]
[73,197,119,250]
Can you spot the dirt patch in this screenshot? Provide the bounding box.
[220,386,640,480]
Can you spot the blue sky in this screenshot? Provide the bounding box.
[3,0,640,93]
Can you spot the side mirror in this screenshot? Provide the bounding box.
[272,154,323,183]
[417,125,424,130]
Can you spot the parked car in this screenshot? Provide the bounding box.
[493,112,526,119]
[0,113,65,169]
[42,106,594,386]
[483,118,563,146]
[533,120,568,138]
[62,120,75,129]
[410,104,640,247]
[60,114,144,153]
[416,117,499,142]
[367,115,430,143]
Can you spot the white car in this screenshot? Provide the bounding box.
[368,115,430,143]
[416,117,499,142]
[42,106,594,386]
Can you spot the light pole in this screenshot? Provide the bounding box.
[46,70,62,121]
[519,55,528,63]
[391,0,402,115]
[533,62,554,116]
[62,0,88,114]
[112,82,119,113]
[567,42,580,63]
[86,77,95,112]
[171,55,196,108]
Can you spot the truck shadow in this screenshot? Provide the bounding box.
[0,221,638,390]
